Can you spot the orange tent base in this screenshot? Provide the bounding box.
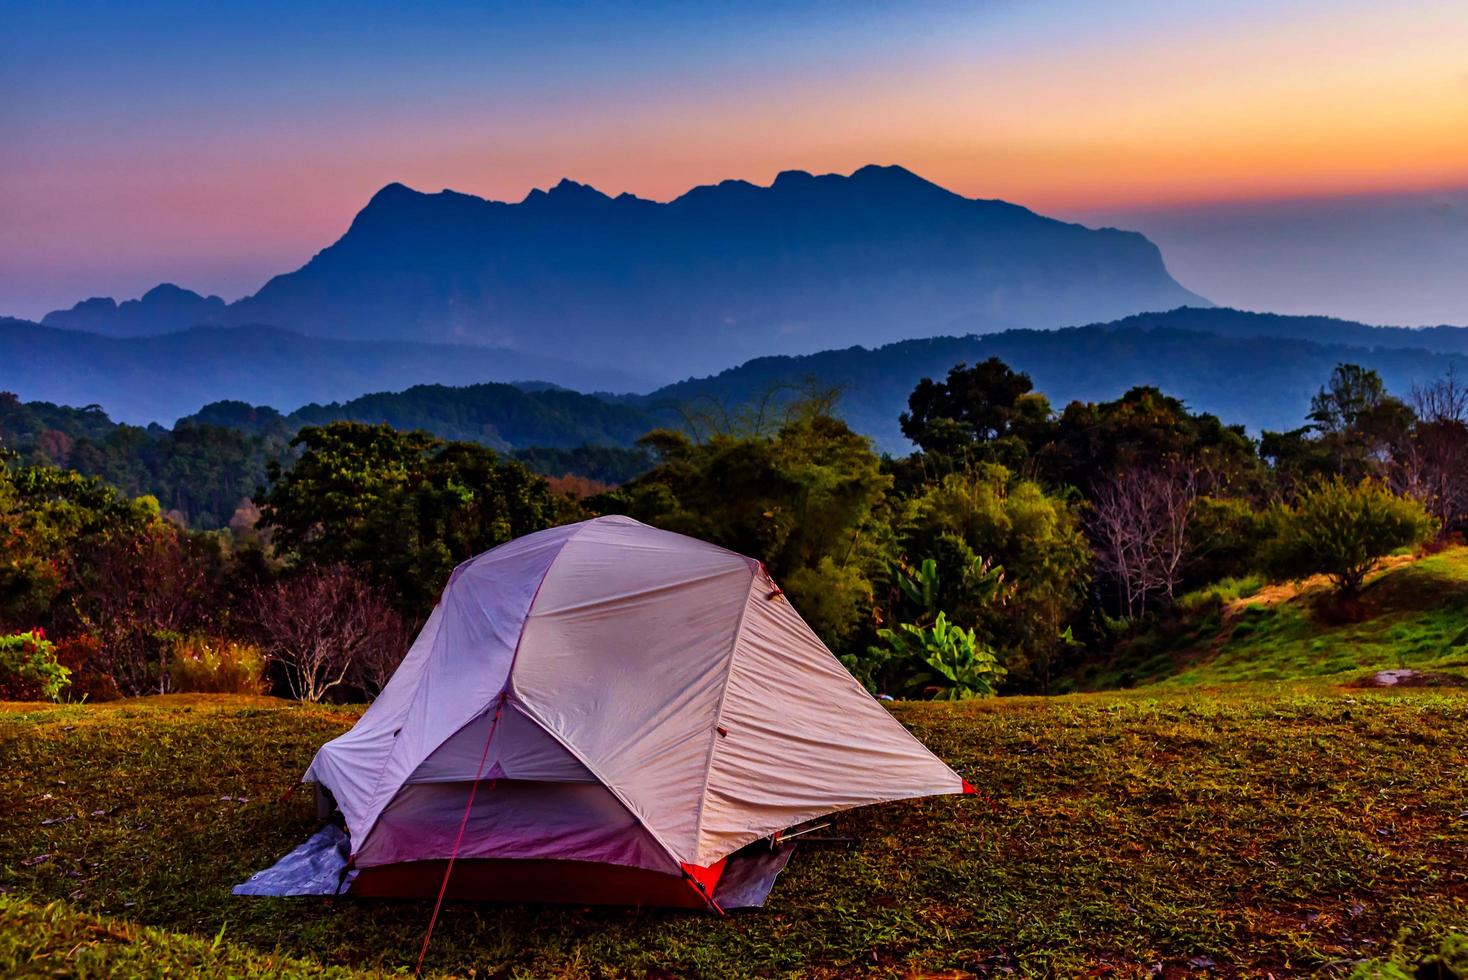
[349,858,724,909]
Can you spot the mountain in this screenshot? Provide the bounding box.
[280,382,653,451]
[42,283,227,336]
[638,310,1468,449]
[0,318,653,426]
[12,306,1468,449]
[38,166,1207,378]
[1090,307,1468,356]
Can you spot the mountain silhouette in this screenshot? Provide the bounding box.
[43,283,226,336]
[39,165,1207,379]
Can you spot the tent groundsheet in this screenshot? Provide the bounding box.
[232,825,355,897]
[235,828,795,909]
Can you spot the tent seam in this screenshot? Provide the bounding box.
[503,519,598,697]
[353,525,586,857]
[688,561,760,866]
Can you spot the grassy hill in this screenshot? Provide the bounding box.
[1086,547,1468,691]
[2,692,1465,977]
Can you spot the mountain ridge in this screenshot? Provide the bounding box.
[34,164,1207,377]
[10,307,1468,452]
[0,317,653,425]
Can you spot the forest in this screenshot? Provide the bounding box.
[2,357,1462,704]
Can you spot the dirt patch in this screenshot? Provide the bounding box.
[1349,668,1468,689]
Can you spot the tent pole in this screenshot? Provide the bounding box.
[413,696,505,976]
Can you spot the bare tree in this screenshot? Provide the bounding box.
[249,565,406,703]
[1396,370,1468,538]
[348,612,413,698]
[1088,463,1199,618]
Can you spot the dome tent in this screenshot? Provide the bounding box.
[297,515,969,908]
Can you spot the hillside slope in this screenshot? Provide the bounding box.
[1087,547,1468,690]
[11,308,1468,443]
[1,692,1464,976]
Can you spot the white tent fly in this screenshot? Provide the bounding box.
[240,515,969,909]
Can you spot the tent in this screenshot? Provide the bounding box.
[287,515,969,909]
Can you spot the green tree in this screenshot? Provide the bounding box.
[0,454,159,631]
[900,465,1089,691]
[258,423,568,615]
[1037,386,1259,494]
[1266,364,1414,486]
[899,358,1052,472]
[1268,477,1434,599]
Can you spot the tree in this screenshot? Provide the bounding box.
[72,517,214,695]
[0,456,161,634]
[1308,363,1393,436]
[1393,371,1468,538]
[248,564,406,702]
[258,423,569,616]
[900,464,1089,691]
[1289,364,1415,483]
[1037,386,1259,494]
[899,358,1051,471]
[1087,463,1199,618]
[1268,478,1435,600]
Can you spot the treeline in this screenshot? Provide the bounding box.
[0,393,652,528]
[2,358,1461,704]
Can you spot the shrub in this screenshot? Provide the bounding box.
[248,565,406,702]
[1174,574,1266,615]
[0,629,70,702]
[169,635,267,695]
[52,634,121,702]
[1268,478,1436,599]
[873,611,1007,700]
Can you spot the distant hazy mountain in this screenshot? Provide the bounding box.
[1089,307,1468,356]
[42,283,227,336]
[38,165,1206,378]
[1077,185,1468,328]
[0,318,653,425]
[639,320,1468,450]
[12,306,1468,444]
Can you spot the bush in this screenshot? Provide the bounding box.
[872,611,1007,700]
[1268,478,1436,599]
[248,565,405,702]
[0,629,70,701]
[169,635,267,695]
[52,634,121,702]
[1174,574,1266,615]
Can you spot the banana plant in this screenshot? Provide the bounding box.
[874,612,1006,700]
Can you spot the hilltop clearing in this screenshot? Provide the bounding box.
[1,691,1464,976]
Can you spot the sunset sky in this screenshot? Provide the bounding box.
[3,0,1467,323]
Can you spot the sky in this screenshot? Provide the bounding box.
[3,0,1467,324]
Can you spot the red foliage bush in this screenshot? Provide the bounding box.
[52,634,122,703]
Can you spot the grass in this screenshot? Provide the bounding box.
[1086,547,1468,690]
[2,691,1465,977]
[0,893,361,978]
